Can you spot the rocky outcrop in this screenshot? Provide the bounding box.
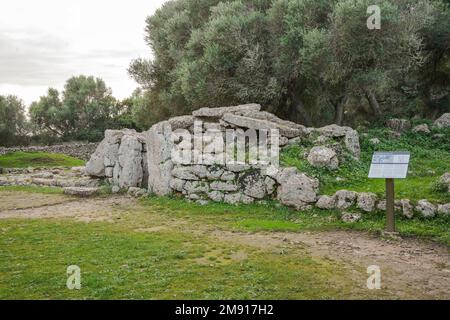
[433,113,450,129]
[314,124,360,159]
[307,146,339,170]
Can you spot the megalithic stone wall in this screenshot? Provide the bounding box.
[86,103,361,209]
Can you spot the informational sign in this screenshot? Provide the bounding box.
[368,151,410,179]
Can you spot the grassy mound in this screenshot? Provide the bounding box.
[0,151,84,168]
[281,126,450,203]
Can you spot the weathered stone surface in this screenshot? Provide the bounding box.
[437,203,450,216]
[376,200,402,211]
[344,130,361,159]
[433,113,450,128]
[412,124,431,134]
[439,172,450,189]
[275,167,319,210]
[415,199,436,218]
[117,134,143,188]
[315,124,352,137]
[63,187,100,197]
[239,171,266,199]
[207,166,224,179]
[264,176,276,195]
[172,166,198,180]
[369,138,380,145]
[168,115,195,130]
[193,103,261,118]
[316,195,336,209]
[224,192,242,205]
[111,186,120,193]
[183,181,209,194]
[356,192,377,212]
[170,178,185,192]
[334,190,358,209]
[146,121,174,196]
[210,181,238,192]
[128,187,147,197]
[399,199,414,219]
[386,119,411,133]
[222,113,303,138]
[207,190,224,202]
[307,146,339,170]
[341,212,361,222]
[220,171,235,181]
[226,163,251,172]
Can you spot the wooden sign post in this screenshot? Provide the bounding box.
[368,152,410,233]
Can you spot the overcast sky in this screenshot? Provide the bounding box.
[0,0,168,105]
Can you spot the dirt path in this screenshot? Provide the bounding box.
[1,195,449,299]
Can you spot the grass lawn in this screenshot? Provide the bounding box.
[0,151,84,168]
[0,218,376,299]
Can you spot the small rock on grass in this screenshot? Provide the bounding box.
[341,212,361,223]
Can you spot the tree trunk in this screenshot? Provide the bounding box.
[364,89,382,116]
[333,96,347,126]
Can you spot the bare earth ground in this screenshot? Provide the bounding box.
[1,193,449,299]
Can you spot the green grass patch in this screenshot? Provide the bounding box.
[0,185,63,194]
[0,219,378,299]
[141,196,450,246]
[0,151,84,168]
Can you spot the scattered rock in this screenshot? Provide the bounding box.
[334,190,358,209]
[316,195,336,210]
[412,124,431,134]
[63,187,100,197]
[433,113,450,128]
[341,212,361,222]
[356,192,377,212]
[307,146,339,170]
[275,167,319,210]
[127,187,147,197]
[399,199,414,219]
[111,186,120,194]
[437,204,450,216]
[415,199,436,218]
[369,138,380,145]
[386,119,411,133]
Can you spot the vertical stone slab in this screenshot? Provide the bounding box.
[117,134,143,188]
[146,121,174,196]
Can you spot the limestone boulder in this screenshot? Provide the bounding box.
[341,212,361,223]
[307,146,339,170]
[275,167,319,210]
[415,200,436,218]
[193,103,261,118]
[386,119,411,133]
[334,190,358,210]
[437,204,450,216]
[412,124,431,134]
[433,113,450,128]
[356,192,377,212]
[146,121,174,196]
[399,199,414,219]
[316,195,336,210]
[117,134,143,188]
[239,171,266,199]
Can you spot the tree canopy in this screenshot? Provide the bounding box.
[129,0,450,127]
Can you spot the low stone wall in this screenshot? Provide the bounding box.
[0,142,98,161]
[85,103,358,209]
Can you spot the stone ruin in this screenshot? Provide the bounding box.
[85,103,361,209]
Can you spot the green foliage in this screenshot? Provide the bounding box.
[0,151,84,168]
[130,0,449,126]
[29,75,135,142]
[0,95,29,146]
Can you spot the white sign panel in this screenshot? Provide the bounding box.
[368,151,410,179]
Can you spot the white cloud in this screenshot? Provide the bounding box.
[0,0,167,105]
